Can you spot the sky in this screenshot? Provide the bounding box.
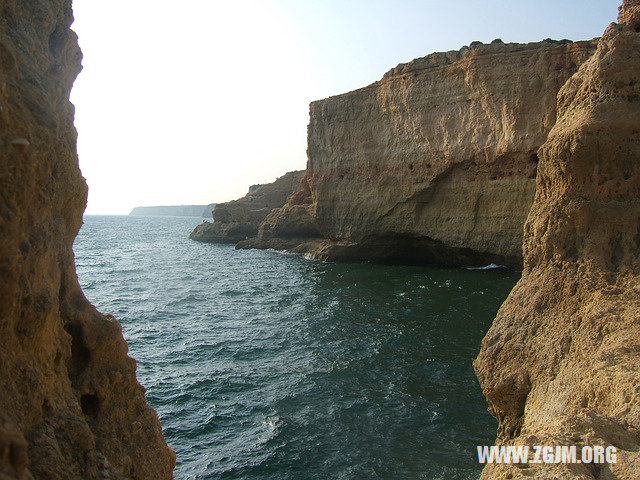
[70,0,618,215]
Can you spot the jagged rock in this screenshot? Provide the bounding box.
[189,170,304,244]
[0,1,174,479]
[243,40,598,267]
[475,2,640,478]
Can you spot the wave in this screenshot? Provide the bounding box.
[73,215,517,480]
[464,263,506,270]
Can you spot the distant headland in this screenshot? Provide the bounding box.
[129,204,216,218]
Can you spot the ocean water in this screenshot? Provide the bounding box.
[73,215,519,480]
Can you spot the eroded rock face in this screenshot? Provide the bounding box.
[0,1,174,479]
[189,170,305,244]
[475,2,640,477]
[249,40,598,266]
[236,171,323,251]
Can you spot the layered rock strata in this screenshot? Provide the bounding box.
[242,39,598,267]
[475,1,640,478]
[0,1,174,479]
[189,170,304,244]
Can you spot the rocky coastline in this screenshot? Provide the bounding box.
[189,170,305,244]
[201,39,600,268]
[2,0,638,478]
[194,3,640,478]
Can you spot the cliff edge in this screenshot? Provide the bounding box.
[0,1,175,479]
[475,1,640,478]
[242,39,597,267]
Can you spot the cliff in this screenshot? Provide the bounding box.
[189,170,305,243]
[0,1,174,479]
[475,1,640,478]
[129,204,215,218]
[241,39,598,267]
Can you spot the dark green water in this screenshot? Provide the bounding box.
[74,215,519,479]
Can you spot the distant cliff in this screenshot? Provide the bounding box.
[240,39,598,267]
[0,1,174,478]
[130,204,215,218]
[475,2,640,477]
[189,171,304,243]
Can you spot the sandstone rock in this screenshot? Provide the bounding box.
[0,1,174,479]
[190,220,260,244]
[246,40,598,267]
[189,170,304,243]
[237,172,322,250]
[475,2,640,478]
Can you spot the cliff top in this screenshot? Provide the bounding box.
[381,38,595,79]
[310,38,599,107]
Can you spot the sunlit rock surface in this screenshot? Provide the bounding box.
[0,1,175,478]
[245,39,597,267]
[475,1,640,477]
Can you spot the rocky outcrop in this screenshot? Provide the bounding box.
[236,172,323,251]
[475,2,640,478]
[0,1,174,479]
[129,204,216,218]
[189,170,304,243]
[242,40,598,267]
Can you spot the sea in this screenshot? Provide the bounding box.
[73,215,519,480]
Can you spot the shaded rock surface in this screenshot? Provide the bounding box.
[242,39,598,267]
[0,1,175,479]
[475,2,640,478]
[237,172,323,251]
[190,170,304,243]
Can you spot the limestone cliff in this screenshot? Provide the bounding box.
[189,170,304,244]
[0,1,174,479]
[244,40,598,267]
[475,1,640,478]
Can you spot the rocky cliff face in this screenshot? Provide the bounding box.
[475,1,640,478]
[0,1,174,479]
[246,40,598,266]
[189,170,304,244]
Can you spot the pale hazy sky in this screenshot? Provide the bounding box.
[71,1,617,215]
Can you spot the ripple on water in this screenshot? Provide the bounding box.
[74,215,519,480]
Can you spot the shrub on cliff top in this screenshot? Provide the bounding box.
[543,38,573,44]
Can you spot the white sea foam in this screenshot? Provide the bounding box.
[465,263,506,271]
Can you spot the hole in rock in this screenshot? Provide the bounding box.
[64,323,91,370]
[48,25,65,56]
[80,393,100,416]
